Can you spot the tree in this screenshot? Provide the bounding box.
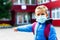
[0,0,12,19]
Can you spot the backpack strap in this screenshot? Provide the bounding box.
[32,22,37,34]
[45,24,58,40]
[32,22,58,40]
[44,24,51,40]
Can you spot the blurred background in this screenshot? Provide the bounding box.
[0,0,60,40]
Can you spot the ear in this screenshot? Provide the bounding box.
[45,11,48,17]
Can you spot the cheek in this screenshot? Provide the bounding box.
[35,13,37,16]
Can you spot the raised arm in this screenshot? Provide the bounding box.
[14,24,33,32]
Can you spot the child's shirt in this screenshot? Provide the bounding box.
[17,22,57,40]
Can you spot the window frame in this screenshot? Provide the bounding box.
[13,0,36,5]
[51,8,60,20]
[37,0,50,4]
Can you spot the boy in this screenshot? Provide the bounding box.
[14,5,57,40]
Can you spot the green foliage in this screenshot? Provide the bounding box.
[0,0,12,19]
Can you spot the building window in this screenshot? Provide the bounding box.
[13,0,35,5]
[52,10,55,18]
[32,13,35,19]
[52,8,60,20]
[13,0,18,5]
[16,12,31,25]
[47,10,50,18]
[37,0,50,4]
[31,0,36,4]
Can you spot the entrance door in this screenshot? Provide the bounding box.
[16,12,30,25]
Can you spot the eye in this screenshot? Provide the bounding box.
[41,13,45,15]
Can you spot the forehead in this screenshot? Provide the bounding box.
[35,6,47,15]
[35,7,46,13]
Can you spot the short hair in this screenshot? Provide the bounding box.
[35,5,48,14]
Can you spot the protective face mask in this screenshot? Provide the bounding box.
[36,15,47,23]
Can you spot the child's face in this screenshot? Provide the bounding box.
[35,6,48,17]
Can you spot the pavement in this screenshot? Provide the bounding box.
[0,27,60,40]
[55,27,60,40]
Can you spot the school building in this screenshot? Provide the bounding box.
[0,0,60,26]
[11,0,60,26]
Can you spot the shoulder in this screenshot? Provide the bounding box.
[32,22,37,26]
[50,25,56,32]
[50,25,55,29]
